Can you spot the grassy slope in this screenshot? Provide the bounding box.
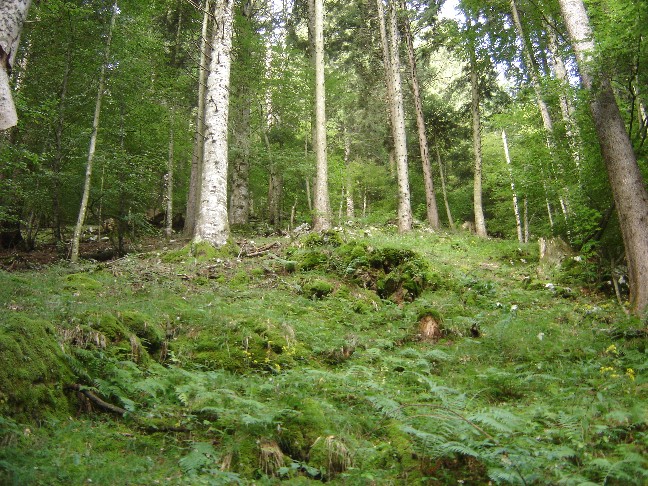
[0,229,646,485]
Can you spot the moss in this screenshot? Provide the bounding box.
[63,273,103,292]
[161,240,240,263]
[86,313,128,342]
[303,280,334,299]
[303,230,344,248]
[279,398,331,461]
[119,311,165,353]
[0,316,73,420]
[299,250,329,271]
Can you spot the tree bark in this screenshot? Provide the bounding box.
[193,0,234,247]
[184,0,212,236]
[558,0,648,314]
[377,0,412,232]
[344,129,354,219]
[502,130,523,243]
[0,0,32,130]
[401,3,439,229]
[435,144,454,228]
[312,0,331,231]
[470,52,487,237]
[70,3,118,263]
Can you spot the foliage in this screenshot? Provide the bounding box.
[0,230,646,484]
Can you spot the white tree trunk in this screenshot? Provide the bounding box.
[558,0,648,314]
[402,3,439,229]
[0,0,32,130]
[344,129,354,219]
[193,0,234,247]
[470,54,487,237]
[502,130,523,243]
[312,0,331,231]
[377,0,412,232]
[70,3,118,263]
[185,0,211,236]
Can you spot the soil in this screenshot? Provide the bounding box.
[0,237,185,271]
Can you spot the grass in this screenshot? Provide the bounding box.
[0,228,646,484]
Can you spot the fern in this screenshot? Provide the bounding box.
[365,395,404,419]
[178,442,217,475]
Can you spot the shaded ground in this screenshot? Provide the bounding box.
[0,237,185,271]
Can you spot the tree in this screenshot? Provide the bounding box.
[401,3,439,229]
[376,0,412,233]
[193,0,234,247]
[0,0,32,130]
[70,2,119,263]
[469,44,487,237]
[311,0,331,231]
[558,0,648,314]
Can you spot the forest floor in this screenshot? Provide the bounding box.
[0,227,647,485]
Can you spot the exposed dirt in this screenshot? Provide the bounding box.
[0,237,184,271]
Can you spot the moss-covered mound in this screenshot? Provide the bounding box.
[0,316,73,419]
[293,237,436,302]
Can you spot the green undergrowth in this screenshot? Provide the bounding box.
[0,229,646,484]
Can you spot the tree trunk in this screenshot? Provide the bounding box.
[558,0,648,314]
[70,3,118,263]
[435,144,454,228]
[193,0,234,247]
[523,197,529,243]
[502,130,523,243]
[344,129,354,219]
[165,107,175,240]
[377,0,412,232]
[184,0,212,236]
[312,0,331,231]
[401,3,439,229]
[0,0,32,130]
[470,53,487,237]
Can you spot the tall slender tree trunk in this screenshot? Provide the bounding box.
[193,0,234,247]
[470,52,487,237]
[70,3,118,263]
[502,130,523,243]
[0,0,32,130]
[377,0,412,232]
[312,0,331,231]
[185,0,211,236]
[401,4,439,229]
[435,144,454,228]
[165,107,175,240]
[344,129,354,219]
[558,0,648,314]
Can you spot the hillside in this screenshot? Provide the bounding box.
[1,229,646,484]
